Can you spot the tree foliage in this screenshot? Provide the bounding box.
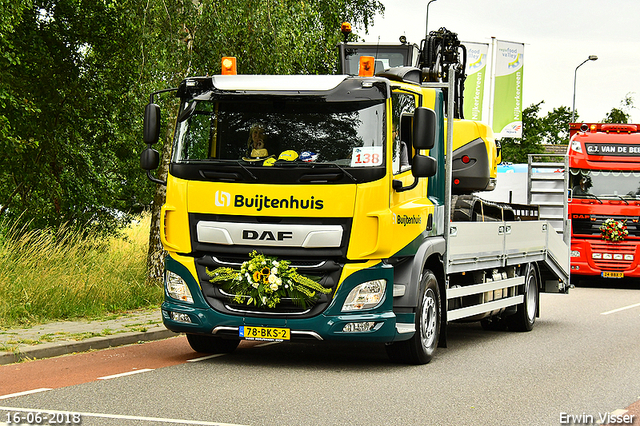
[0,0,153,233]
[603,93,634,124]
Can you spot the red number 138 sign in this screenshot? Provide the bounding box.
[351,147,383,167]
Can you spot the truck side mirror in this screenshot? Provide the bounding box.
[140,147,160,171]
[412,154,437,177]
[413,107,437,150]
[393,154,437,192]
[144,103,161,145]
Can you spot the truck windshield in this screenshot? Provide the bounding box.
[570,168,640,198]
[172,98,385,168]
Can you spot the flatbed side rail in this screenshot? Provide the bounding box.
[447,220,569,284]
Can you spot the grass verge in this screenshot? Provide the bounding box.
[0,214,163,328]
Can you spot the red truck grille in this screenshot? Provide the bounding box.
[590,241,635,271]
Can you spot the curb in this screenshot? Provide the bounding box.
[0,329,177,365]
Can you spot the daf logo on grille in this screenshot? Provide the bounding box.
[197,221,343,248]
[242,230,294,241]
[572,214,590,219]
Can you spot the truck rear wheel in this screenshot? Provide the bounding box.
[186,333,240,354]
[386,269,441,364]
[508,264,538,332]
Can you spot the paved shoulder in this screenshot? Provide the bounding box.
[0,310,175,365]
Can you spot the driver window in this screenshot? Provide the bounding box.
[391,91,417,175]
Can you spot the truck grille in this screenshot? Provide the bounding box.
[195,254,342,318]
[572,215,640,237]
[590,241,635,271]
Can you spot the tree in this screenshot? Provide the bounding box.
[603,93,634,123]
[0,0,153,234]
[541,105,572,145]
[0,0,34,152]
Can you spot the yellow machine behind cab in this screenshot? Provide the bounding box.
[447,118,499,194]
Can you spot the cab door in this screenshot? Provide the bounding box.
[388,88,436,254]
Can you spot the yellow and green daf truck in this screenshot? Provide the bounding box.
[141,55,569,364]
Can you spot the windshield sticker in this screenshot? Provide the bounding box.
[350,146,383,167]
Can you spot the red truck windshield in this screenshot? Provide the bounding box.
[570,168,640,199]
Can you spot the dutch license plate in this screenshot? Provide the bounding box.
[239,326,290,341]
[602,271,624,278]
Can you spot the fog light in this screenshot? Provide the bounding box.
[342,279,386,311]
[165,271,194,303]
[624,254,634,261]
[170,311,193,323]
[342,322,376,332]
[571,250,581,258]
[603,253,613,260]
[592,253,602,259]
[613,254,623,260]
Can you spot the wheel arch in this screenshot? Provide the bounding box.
[392,236,445,309]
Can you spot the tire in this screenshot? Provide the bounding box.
[386,269,441,365]
[451,195,474,221]
[186,333,240,354]
[508,264,538,332]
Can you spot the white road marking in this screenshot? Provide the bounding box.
[97,368,154,380]
[187,354,226,362]
[0,406,247,425]
[601,302,640,315]
[0,389,51,400]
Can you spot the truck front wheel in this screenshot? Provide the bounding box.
[186,333,240,354]
[386,269,441,364]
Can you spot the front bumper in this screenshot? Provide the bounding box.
[161,255,414,343]
[571,238,640,277]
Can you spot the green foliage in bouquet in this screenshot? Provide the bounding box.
[206,251,331,308]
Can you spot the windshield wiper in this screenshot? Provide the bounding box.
[235,161,258,181]
[614,195,630,205]
[582,194,603,204]
[323,163,358,183]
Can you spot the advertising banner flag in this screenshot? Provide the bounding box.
[492,40,524,138]
[463,42,489,121]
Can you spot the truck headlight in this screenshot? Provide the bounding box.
[570,140,583,153]
[571,250,581,258]
[342,279,386,312]
[165,271,194,303]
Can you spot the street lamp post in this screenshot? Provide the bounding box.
[425,0,438,37]
[572,55,598,123]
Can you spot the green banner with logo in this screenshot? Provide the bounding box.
[492,40,524,138]
[463,42,489,121]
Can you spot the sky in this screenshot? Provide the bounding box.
[360,0,640,124]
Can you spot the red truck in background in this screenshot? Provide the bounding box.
[568,123,640,281]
